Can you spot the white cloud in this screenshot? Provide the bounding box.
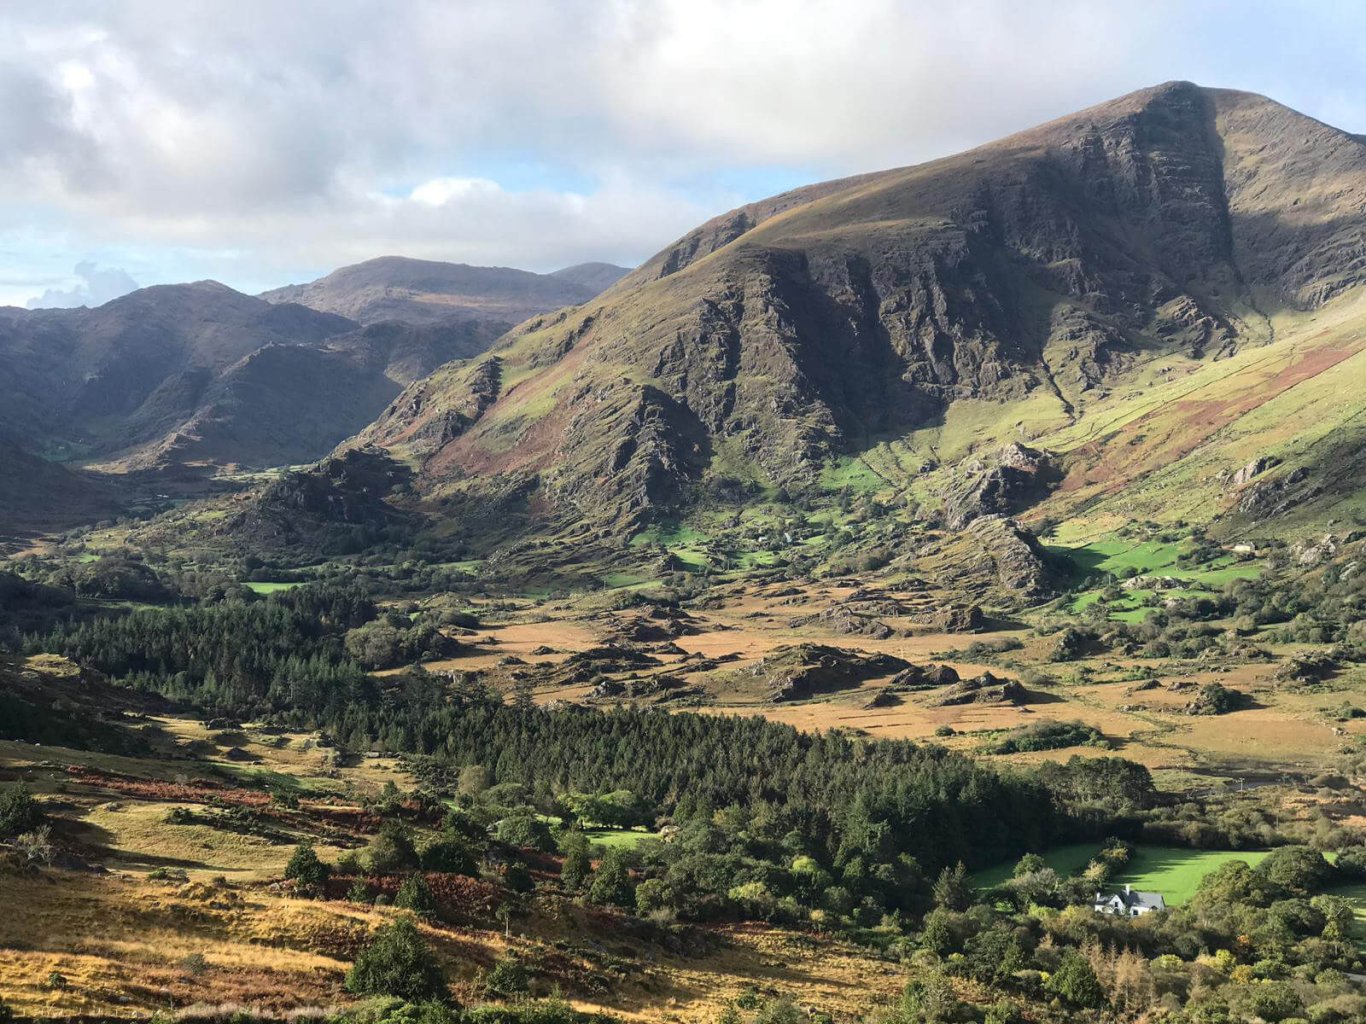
[0,0,1360,294]
[25,260,138,308]
[407,177,502,207]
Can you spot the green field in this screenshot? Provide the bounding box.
[532,814,659,851]
[583,827,658,850]
[974,844,1270,906]
[1112,846,1269,905]
[244,581,301,594]
[972,842,1100,889]
[1049,535,1262,622]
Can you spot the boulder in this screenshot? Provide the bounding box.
[1229,455,1281,487]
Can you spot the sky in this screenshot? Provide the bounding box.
[2,0,1363,307]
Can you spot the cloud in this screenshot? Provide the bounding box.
[26,260,138,308]
[0,0,1361,291]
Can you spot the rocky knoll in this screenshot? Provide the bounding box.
[931,672,1030,707]
[939,443,1061,529]
[732,644,909,703]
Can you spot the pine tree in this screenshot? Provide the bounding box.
[559,829,592,892]
[588,848,635,908]
[345,917,448,1002]
[932,861,971,911]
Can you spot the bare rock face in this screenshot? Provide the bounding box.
[1293,534,1341,566]
[1229,455,1281,488]
[599,607,703,645]
[589,673,690,702]
[940,443,1061,529]
[936,517,1063,602]
[1236,467,1317,517]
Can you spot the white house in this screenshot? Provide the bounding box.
[1093,884,1165,916]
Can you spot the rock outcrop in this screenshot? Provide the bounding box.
[742,644,909,703]
[940,443,1061,529]
[931,672,1030,707]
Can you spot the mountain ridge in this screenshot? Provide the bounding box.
[0,257,630,483]
[311,82,1366,575]
[260,255,630,327]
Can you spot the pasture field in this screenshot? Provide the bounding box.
[975,844,1273,906]
[583,827,659,850]
[1112,847,1271,905]
[244,580,302,594]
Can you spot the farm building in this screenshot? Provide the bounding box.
[1093,884,1166,916]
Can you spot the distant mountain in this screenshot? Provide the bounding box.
[549,261,631,295]
[0,281,504,476]
[331,82,1366,563]
[260,255,629,328]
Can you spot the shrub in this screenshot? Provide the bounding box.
[369,820,420,873]
[16,825,53,865]
[1336,846,1366,879]
[284,840,331,895]
[396,873,439,919]
[337,851,364,876]
[347,878,374,903]
[420,837,477,876]
[345,917,448,1002]
[0,783,43,839]
[753,997,803,1024]
[989,721,1106,755]
[483,953,530,998]
[494,810,554,852]
[1045,950,1106,1008]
